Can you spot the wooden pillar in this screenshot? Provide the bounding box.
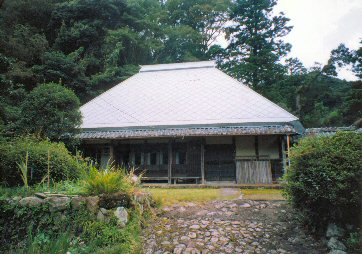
[109,144,115,165]
[281,136,287,173]
[200,139,205,184]
[287,135,291,167]
[255,136,259,160]
[168,141,172,184]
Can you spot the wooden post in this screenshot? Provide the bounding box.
[200,140,205,184]
[255,136,259,160]
[109,144,115,164]
[168,141,172,184]
[281,136,287,173]
[287,135,291,167]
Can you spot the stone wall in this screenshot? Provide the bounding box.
[7,191,153,227]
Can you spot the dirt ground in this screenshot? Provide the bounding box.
[142,189,327,254]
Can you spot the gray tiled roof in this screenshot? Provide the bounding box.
[79,125,296,140]
[80,61,299,137]
[305,127,359,136]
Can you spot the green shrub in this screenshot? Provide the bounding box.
[283,132,362,234]
[0,137,83,186]
[0,197,143,253]
[80,164,133,195]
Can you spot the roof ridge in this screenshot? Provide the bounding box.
[140,61,215,73]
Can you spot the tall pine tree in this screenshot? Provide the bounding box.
[222,0,292,90]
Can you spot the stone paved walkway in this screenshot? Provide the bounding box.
[142,191,326,254]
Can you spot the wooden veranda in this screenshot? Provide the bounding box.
[82,135,290,184]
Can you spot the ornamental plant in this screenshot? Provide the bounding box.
[283,132,362,234]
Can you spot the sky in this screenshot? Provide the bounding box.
[274,0,362,80]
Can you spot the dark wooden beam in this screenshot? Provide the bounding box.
[255,136,259,160]
[168,140,172,184]
[200,139,205,184]
[281,136,287,172]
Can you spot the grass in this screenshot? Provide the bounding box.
[0,180,85,199]
[143,188,241,206]
[143,187,284,207]
[241,188,284,200]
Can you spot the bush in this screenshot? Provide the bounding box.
[0,137,83,186]
[283,132,362,234]
[15,82,81,141]
[80,165,133,195]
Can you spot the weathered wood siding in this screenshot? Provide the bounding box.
[236,160,272,184]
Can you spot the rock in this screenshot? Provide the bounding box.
[71,196,86,210]
[97,210,105,221]
[12,196,22,202]
[99,192,131,209]
[100,207,109,215]
[174,246,185,254]
[190,224,200,229]
[180,236,190,242]
[326,223,345,238]
[240,203,251,208]
[188,232,197,238]
[86,196,99,214]
[19,197,45,207]
[327,237,347,251]
[210,237,218,243]
[34,193,47,199]
[114,207,128,227]
[328,250,347,254]
[46,197,70,212]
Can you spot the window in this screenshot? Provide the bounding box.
[150,152,157,165]
[102,146,110,156]
[134,152,142,165]
[176,151,187,165]
[160,151,168,165]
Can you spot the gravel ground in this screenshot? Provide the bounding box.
[142,190,327,254]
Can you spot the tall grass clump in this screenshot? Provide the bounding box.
[17,152,29,189]
[80,163,133,195]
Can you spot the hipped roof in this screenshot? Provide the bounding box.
[80,61,300,138]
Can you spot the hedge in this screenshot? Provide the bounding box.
[283,132,362,234]
[0,137,82,186]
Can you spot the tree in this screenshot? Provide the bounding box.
[325,41,362,79]
[33,50,90,101]
[342,80,362,126]
[164,0,230,50]
[16,83,81,141]
[222,0,292,89]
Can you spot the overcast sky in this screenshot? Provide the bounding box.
[275,0,362,80]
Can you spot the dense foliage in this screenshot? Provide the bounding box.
[0,137,82,186]
[0,0,361,135]
[0,197,143,253]
[283,132,362,234]
[15,83,81,141]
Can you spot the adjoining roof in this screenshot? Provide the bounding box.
[305,126,361,136]
[80,61,299,132]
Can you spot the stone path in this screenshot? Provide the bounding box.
[142,190,326,254]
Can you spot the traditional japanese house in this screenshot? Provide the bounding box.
[79,61,303,184]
